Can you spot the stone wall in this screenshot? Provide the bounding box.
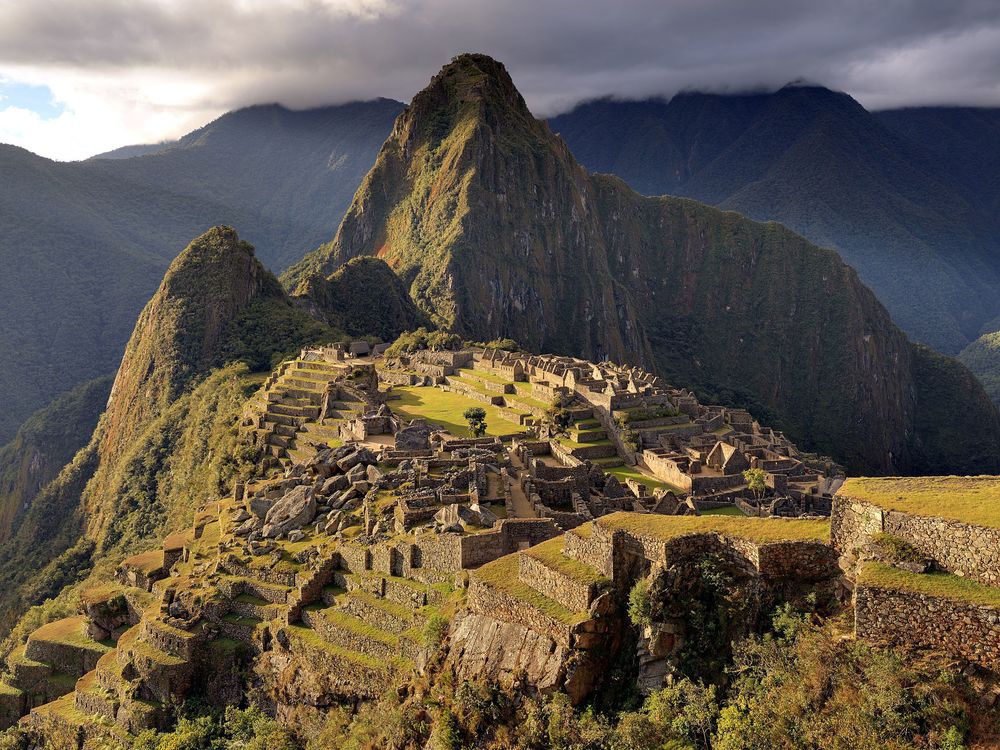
[517,554,602,611]
[832,496,1000,586]
[467,575,572,645]
[460,519,561,569]
[856,583,1000,672]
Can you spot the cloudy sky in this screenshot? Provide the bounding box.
[1,0,999,161]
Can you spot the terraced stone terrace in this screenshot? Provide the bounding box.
[838,476,1000,528]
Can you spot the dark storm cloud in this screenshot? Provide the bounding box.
[2,0,999,117]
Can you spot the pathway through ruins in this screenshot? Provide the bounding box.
[507,451,537,518]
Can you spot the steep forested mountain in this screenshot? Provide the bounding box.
[0,100,401,444]
[290,54,1000,476]
[549,90,1000,356]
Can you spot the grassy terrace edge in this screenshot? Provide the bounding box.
[858,562,1000,608]
[522,537,610,586]
[838,476,1000,529]
[473,554,589,626]
[595,512,830,543]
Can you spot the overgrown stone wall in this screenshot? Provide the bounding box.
[832,496,1000,586]
[856,583,1000,671]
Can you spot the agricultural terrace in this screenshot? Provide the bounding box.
[838,476,1000,529]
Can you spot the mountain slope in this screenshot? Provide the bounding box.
[290,53,1000,476]
[549,90,1000,355]
[0,226,424,639]
[0,100,400,445]
[0,376,112,542]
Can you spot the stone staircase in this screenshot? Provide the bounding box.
[251,357,363,466]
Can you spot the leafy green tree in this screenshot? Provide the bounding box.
[464,407,488,437]
[742,467,767,500]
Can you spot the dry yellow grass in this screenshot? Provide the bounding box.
[596,511,830,543]
[839,476,1000,528]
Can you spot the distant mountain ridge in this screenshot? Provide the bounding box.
[0,99,401,444]
[549,89,1000,356]
[289,53,1000,476]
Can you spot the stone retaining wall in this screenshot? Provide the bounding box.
[517,554,602,611]
[460,519,561,568]
[467,576,572,646]
[832,496,1000,586]
[856,583,1000,671]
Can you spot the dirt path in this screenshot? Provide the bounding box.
[506,451,536,518]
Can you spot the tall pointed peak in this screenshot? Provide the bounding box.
[395,52,539,146]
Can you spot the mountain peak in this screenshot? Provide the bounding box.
[398,52,536,145]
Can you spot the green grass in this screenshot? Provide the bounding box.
[222,613,262,627]
[387,385,522,437]
[604,464,682,493]
[556,435,614,450]
[858,562,1000,608]
[839,476,1000,528]
[318,609,399,645]
[30,615,113,652]
[474,554,589,626]
[457,367,510,385]
[596,511,830,543]
[286,624,411,671]
[523,538,609,586]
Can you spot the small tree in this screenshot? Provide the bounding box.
[463,407,487,437]
[743,467,767,500]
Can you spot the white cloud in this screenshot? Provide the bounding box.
[0,0,998,160]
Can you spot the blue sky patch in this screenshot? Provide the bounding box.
[0,80,65,120]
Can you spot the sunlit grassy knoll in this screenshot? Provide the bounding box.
[387,385,522,437]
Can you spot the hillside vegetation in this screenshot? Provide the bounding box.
[550,90,1000,355]
[289,53,1000,476]
[0,100,400,444]
[0,377,112,542]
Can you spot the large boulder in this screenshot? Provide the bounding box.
[263,485,317,538]
[395,421,433,451]
[433,502,498,532]
[337,447,378,473]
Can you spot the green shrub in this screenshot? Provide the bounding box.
[627,578,652,627]
[423,613,449,649]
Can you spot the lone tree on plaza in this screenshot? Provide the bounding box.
[743,467,767,500]
[464,407,488,437]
